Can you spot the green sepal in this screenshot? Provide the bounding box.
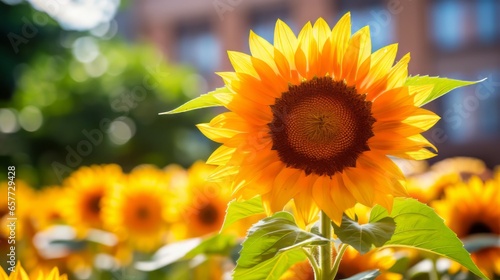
[220,196,265,233]
[160,87,232,114]
[405,75,485,106]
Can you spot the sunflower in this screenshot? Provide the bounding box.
[61,164,123,234]
[281,247,401,280]
[0,180,34,242]
[0,262,67,280]
[198,14,439,224]
[430,157,489,181]
[405,172,461,203]
[432,176,500,278]
[32,187,65,231]
[102,165,179,253]
[172,161,259,239]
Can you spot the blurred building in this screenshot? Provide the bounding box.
[132,0,500,167]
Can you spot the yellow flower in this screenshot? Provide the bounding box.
[0,180,34,241]
[61,164,124,234]
[172,161,262,239]
[280,247,401,280]
[432,176,500,278]
[102,165,178,252]
[32,187,65,230]
[0,263,67,280]
[430,157,488,180]
[407,157,490,203]
[199,14,439,224]
[406,172,461,203]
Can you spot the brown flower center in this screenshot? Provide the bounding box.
[268,77,375,176]
[198,203,218,225]
[467,221,493,235]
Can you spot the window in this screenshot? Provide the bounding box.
[177,21,220,76]
[430,0,500,51]
[439,70,500,143]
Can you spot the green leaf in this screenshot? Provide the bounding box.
[233,248,306,280]
[404,75,484,106]
[341,269,381,280]
[159,87,231,114]
[331,214,395,254]
[221,196,265,232]
[234,211,329,280]
[135,234,237,271]
[370,198,489,279]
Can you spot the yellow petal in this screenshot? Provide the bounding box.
[331,12,351,79]
[274,19,298,69]
[227,51,259,77]
[293,178,320,226]
[358,44,398,92]
[386,53,411,89]
[313,18,331,50]
[343,169,376,206]
[269,168,302,212]
[409,84,434,107]
[206,146,236,165]
[196,123,241,143]
[342,26,371,85]
[249,30,277,71]
[312,176,343,224]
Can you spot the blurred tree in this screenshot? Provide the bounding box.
[0,2,217,186]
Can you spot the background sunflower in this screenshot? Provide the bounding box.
[432,176,500,278]
[61,164,124,235]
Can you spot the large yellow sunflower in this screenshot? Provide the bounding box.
[432,176,500,278]
[281,247,401,280]
[199,14,439,224]
[102,165,179,253]
[61,164,124,234]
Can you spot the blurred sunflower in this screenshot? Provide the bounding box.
[199,13,439,224]
[32,187,65,230]
[406,157,491,203]
[432,176,500,278]
[0,180,34,241]
[0,262,67,280]
[281,247,401,280]
[430,157,489,181]
[405,172,461,203]
[173,161,258,239]
[62,164,124,234]
[102,165,178,253]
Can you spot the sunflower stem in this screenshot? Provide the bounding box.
[330,243,348,279]
[318,211,333,280]
[303,247,321,278]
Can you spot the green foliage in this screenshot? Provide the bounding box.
[331,214,395,254]
[3,37,215,185]
[221,196,265,232]
[370,198,489,279]
[136,234,237,271]
[234,248,306,280]
[404,75,484,106]
[234,212,329,280]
